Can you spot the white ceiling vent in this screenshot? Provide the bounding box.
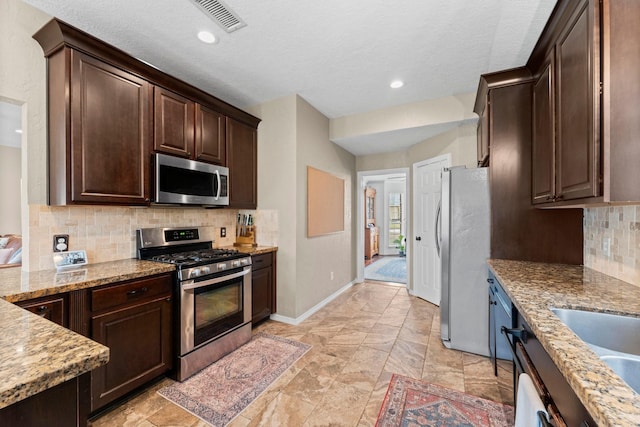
[190,0,246,33]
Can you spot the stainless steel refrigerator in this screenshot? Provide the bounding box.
[438,166,490,356]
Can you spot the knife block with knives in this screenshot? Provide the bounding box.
[234,213,257,247]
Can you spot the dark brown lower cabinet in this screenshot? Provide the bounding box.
[90,274,173,412]
[16,294,67,327]
[251,252,277,324]
[0,373,90,427]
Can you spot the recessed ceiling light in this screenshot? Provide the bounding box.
[15,129,22,134]
[197,30,217,44]
[390,80,404,89]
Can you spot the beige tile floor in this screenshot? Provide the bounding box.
[90,281,513,427]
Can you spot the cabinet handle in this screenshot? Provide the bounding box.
[126,287,148,296]
[546,195,554,201]
[165,297,172,303]
[487,278,494,284]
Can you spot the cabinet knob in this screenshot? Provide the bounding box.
[487,278,494,284]
[416,236,421,241]
[37,305,48,312]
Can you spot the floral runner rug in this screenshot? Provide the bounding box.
[158,333,310,426]
[376,374,514,427]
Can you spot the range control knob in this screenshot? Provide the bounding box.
[232,260,241,268]
[191,268,201,278]
[241,258,249,265]
[201,266,211,275]
[217,263,227,271]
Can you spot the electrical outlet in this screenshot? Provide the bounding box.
[603,237,611,257]
[53,234,69,252]
[220,227,226,238]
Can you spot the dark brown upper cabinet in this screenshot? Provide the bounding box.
[153,87,195,158]
[532,51,556,204]
[47,49,151,206]
[195,104,227,165]
[528,0,640,206]
[474,68,583,265]
[227,118,257,209]
[476,103,490,167]
[33,19,260,207]
[153,88,227,165]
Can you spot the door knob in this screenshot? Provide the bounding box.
[416,236,421,241]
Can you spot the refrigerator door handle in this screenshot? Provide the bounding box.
[434,199,442,257]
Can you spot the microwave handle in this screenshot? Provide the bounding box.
[215,170,221,200]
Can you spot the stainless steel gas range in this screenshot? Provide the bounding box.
[136,227,252,381]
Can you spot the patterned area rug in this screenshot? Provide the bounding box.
[365,256,407,284]
[158,333,310,426]
[376,374,514,427]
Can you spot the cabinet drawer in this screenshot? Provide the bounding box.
[252,253,272,270]
[17,295,66,326]
[91,274,173,312]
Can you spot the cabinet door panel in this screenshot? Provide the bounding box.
[556,0,599,200]
[252,267,273,324]
[532,56,555,204]
[91,296,172,411]
[70,51,150,204]
[195,104,226,165]
[478,102,490,166]
[154,87,195,158]
[227,118,257,209]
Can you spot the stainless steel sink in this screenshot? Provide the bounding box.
[551,307,640,393]
[550,308,640,356]
[601,356,640,394]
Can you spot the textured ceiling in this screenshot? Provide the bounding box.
[20,0,557,155]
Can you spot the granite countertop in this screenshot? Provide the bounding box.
[488,259,640,427]
[0,298,109,409]
[0,258,176,409]
[224,245,278,256]
[0,258,176,303]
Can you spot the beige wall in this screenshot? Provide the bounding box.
[331,93,477,142]
[356,123,476,172]
[249,95,356,319]
[407,123,477,169]
[248,95,298,315]
[1,0,51,268]
[296,96,356,316]
[0,146,21,234]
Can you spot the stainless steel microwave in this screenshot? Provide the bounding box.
[154,153,229,206]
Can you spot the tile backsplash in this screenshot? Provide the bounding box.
[28,205,278,271]
[584,205,640,286]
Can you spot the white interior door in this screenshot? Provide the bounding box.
[412,154,451,305]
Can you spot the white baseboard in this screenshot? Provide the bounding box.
[269,280,356,326]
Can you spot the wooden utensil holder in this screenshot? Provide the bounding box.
[234,226,257,247]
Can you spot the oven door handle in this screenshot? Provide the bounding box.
[182,267,250,290]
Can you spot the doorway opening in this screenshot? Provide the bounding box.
[357,169,408,286]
